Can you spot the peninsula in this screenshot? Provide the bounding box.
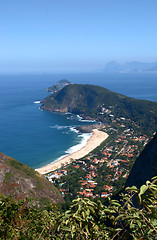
[41,83,157,135]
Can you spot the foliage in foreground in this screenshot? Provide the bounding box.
[0,177,157,239]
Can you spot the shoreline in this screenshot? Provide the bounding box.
[36,129,108,174]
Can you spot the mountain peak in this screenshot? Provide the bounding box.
[104,61,157,72]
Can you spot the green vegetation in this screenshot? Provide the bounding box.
[9,158,44,190]
[41,84,157,135]
[46,79,72,93]
[51,122,152,205]
[0,153,64,206]
[9,158,37,178]
[0,177,156,239]
[4,172,13,184]
[1,83,157,238]
[41,83,157,206]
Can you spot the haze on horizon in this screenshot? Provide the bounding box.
[1,0,157,73]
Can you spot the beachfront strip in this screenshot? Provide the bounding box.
[45,106,155,200]
[36,129,108,174]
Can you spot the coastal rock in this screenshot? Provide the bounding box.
[41,105,68,113]
[125,133,157,188]
[76,124,103,133]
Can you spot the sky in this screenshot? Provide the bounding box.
[0,0,157,73]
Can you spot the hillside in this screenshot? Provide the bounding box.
[41,84,157,135]
[41,84,123,113]
[125,132,157,188]
[104,60,157,72]
[0,153,64,205]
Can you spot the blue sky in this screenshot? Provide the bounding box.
[0,0,157,73]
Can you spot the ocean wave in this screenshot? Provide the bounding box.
[50,125,80,132]
[50,153,69,164]
[34,100,41,104]
[49,125,69,130]
[65,133,92,154]
[67,116,75,120]
[64,112,72,115]
[57,154,69,160]
[66,114,78,120]
[49,125,80,133]
[48,132,92,165]
[77,115,82,120]
[69,127,79,134]
[80,119,96,123]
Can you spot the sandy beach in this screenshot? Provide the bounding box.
[36,129,108,174]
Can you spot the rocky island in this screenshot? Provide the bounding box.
[46,79,72,93]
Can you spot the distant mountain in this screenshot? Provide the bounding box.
[0,153,64,205]
[125,133,157,188]
[148,64,157,71]
[41,83,157,134]
[103,61,122,72]
[46,79,72,93]
[104,61,157,72]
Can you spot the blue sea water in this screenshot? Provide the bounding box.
[0,72,157,169]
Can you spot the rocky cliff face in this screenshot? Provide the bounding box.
[125,133,157,188]
[0,153,64,205]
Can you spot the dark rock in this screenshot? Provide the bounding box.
[76,124,102,133]
[125,133,157,188]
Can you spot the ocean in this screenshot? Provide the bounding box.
[0,72,157,169]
